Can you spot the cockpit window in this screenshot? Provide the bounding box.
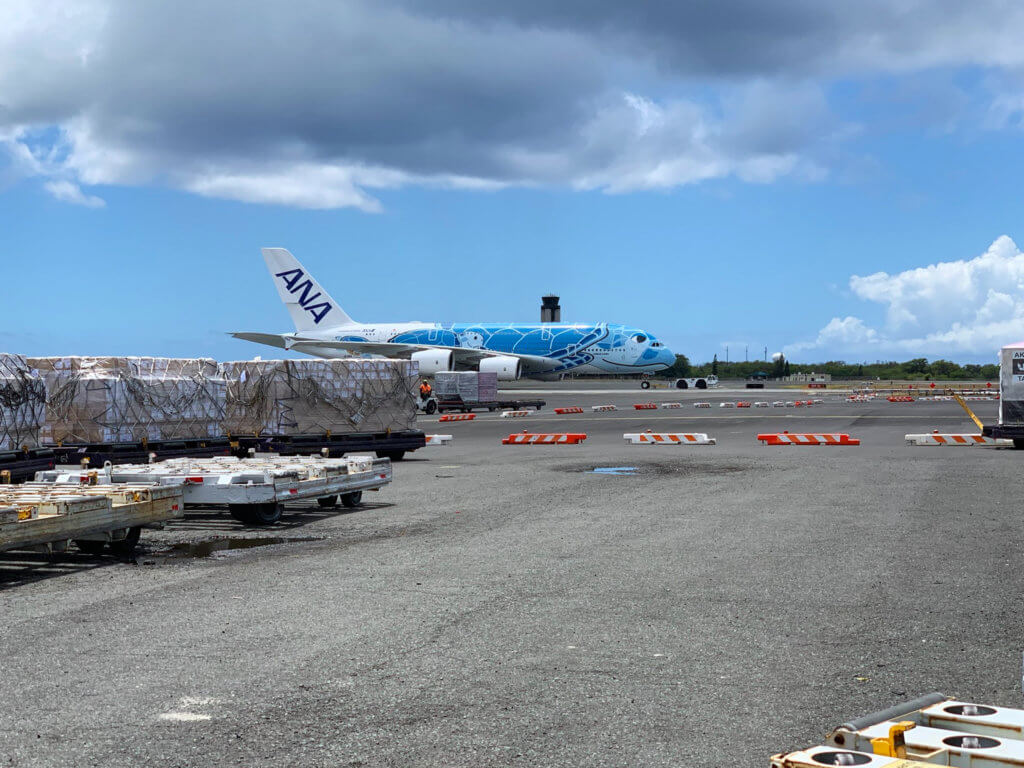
[634,334,647,343]
[651,342,663,347]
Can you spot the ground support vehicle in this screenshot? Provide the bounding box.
[0,481,183,555]
[667,375,719,390]
[0,447,56,484]
[232,429,425,461]
[48,437,233,467]
[38,454,393,526]
[436,396,545,413]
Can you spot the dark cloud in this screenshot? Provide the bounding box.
[1,0,1022,208]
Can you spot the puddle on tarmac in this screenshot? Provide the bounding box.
[152,537,318,560]
[590,467,639,476]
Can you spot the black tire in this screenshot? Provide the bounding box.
[640,380,651,390]
[340,491,363,508]
[676,379,688,389]
[1014,439,1024,450]
[317,495,339,507]
[488,406,497,412]
[74,539,107,555]
[424,400,437,415]
[108,527,142,556]
[376,450,405,461]
[696,379,708,390]
[229,502,283,525]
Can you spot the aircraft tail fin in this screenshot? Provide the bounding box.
[261,248,355,331]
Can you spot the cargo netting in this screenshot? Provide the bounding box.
[28,357,227,444]
[0,353,47,450]
[221,358,419,436]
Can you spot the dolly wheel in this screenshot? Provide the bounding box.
[229,503,283,525]
[74,539,107,555]
[317,495,339,508]
[108,527,142,556]
[340,491,363,508]
[1014,439,1024,450]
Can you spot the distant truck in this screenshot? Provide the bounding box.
[660,375,719,390]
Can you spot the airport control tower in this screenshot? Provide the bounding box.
[541,295,561,323]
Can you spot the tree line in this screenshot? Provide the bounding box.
[656,355,999,380]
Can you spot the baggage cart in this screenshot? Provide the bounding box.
[38,454,393,526]
[0,481,183,555]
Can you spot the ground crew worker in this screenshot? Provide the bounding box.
[419,379,432,399]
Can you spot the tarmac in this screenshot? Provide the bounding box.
[1,385,1021,767]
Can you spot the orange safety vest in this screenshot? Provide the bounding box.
[419,383,432,397]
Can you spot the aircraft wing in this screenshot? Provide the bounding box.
[231,333,559,375]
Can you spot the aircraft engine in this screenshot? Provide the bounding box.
[411,349,454,375]
[479,356,522,381]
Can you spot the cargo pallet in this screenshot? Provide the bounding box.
[38,455,392,526]
[233,429,426,461]
[0,447,56,484]
[48,437,233,466]
[774,692,1024,767]
[0,481,183,555]
[436,397,545,414]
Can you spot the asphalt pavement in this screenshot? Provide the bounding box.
[1,387,1021,767]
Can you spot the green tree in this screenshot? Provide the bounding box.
[771,354,785,379]
[711,354,718,376]
[904,358,928,375]
[658,354,691,378]
[929,359,960,379]
[783,361,791,377]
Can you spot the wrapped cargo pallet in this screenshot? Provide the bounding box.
[999,341,1024,426]
[0,353,46,450]
[28,357,226,444]
[222,358,418,436]
[434,371,498,402]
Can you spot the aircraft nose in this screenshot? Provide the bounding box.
[659,347,675,367]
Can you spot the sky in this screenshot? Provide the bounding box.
[3,1,1024,364]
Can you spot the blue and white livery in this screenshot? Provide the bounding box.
[233,248,675,380]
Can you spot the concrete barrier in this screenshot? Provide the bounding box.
[905,433,1010,446]
[758,432,860,446]
[623,432,716,445]
[439,414,476,422]
[502,433,587,445]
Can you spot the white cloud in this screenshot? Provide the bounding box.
[787,236,1024,360]
[42,179,105,207]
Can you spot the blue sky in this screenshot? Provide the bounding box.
[4,1,1024,364]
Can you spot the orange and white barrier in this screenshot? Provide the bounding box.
[888,396,915,403]
[757,432,860,446]
[439,413,476,422]
[736,401,751,408]
[502,433,587,445]
[905,433,1010,446]
[633,403,658,410]
[592,404,618,412]
[554,407,584,414]
[623,432,716,445]
[660,402,683,409]
[425,434,453,446]
[501,410,532,418]
[694,402,711,408]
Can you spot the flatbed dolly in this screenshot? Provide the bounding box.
[231,429,426,461]
[38,454,393,525]
[0,481,183,555]
[47,437,233,466]
[436,397,546,414]
[0,447,56,484]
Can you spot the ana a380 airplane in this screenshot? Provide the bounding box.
[233,248,675,380]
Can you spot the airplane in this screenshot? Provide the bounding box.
[232,248,676,380]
